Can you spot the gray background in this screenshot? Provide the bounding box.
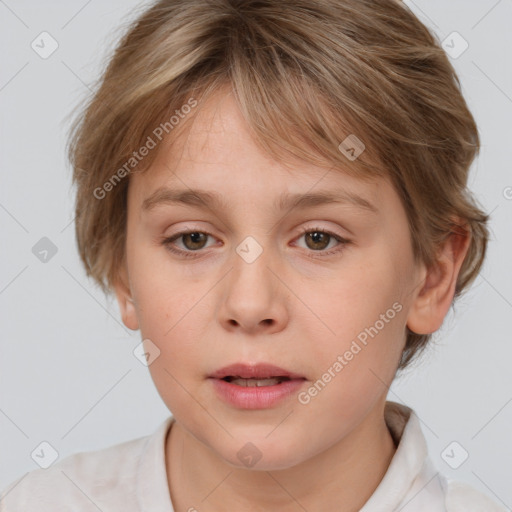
[1,0,511,508]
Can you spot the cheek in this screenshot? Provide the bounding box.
[132,279,211,415]
[128,235,196,326]
[133,282,209,357]
[300,258,406,388]
[298,291,406,435]
[311,258,402,335]
[126,245,211,374]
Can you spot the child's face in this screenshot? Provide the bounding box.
[117,88,425,470]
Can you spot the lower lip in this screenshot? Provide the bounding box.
[209,378,306,409]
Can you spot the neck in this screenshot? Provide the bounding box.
[166,400,397,512]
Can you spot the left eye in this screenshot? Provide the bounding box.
[295,228,344,252]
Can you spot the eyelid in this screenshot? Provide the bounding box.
[296,224,349,240]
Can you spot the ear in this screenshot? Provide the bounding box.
[407,220,471,335]
[113,262,139,331]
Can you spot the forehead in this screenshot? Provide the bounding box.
[128,88,389,213]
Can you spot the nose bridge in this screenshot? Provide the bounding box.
[231,233,276,300]
[218,233,287,333]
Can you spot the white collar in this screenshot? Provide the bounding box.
[361,401,447,511]
[135,414,174,512]
[135,401,447,511]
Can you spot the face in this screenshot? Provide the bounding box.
[116,87,426,470]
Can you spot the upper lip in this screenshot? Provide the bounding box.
[209,363,306,380]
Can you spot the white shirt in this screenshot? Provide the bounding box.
[0,401,506,511]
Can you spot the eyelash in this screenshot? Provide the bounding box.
[161,226,351,260]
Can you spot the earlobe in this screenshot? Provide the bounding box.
[113,268,139,331]
[406,222,471,335]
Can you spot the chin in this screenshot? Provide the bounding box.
[217,440,310,472]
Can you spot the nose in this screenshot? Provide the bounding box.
[217,241,289,335]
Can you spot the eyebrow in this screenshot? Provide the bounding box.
[142,187,378,214]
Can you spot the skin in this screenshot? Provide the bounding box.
[114,86,470,511]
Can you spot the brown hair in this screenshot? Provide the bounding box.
[67,0,489,372]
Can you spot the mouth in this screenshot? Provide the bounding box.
[219,375,294,387]
[209,362,307,387]
[209,363,307,409]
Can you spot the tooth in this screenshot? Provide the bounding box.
[230,378,281,387]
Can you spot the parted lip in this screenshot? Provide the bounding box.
[209,363,306,380]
